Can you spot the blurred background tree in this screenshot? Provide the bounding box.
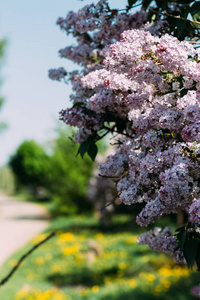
[0,38,13,192]
[0,39,7,134]
[46,126,94,215]
[0,165,15,193]
[9,125,95,216]
[9,140,51,192]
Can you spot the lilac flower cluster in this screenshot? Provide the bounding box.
[81,29,200,259]
[191,285,200,299]
[50,0,200,263]
[189,199,200,224]
[136,227,186,264]
[55,0,147,69]
[85,32,200,210]
[48,67,67,81]
[137,227,177,253]
[50,1,148,143]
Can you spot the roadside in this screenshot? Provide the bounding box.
[0,192,49,267]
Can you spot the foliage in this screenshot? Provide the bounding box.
[175,223,200,270]
[9,128,95,215]
[0,39,7,134]
[0,165,16,193]
[46,126,94,215]
[9,140,51,190]
[0,215,199,299]
[128,0,200,40]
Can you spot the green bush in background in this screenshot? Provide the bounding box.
[8,126,95,216]
[0,38,8,134]
[47,126,94,215]
[0,165,15,193]
[9,140,51,191]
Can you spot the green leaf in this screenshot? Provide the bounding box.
[184,237,199,269]
[128,0,137,9]
[177,0,194,4]
[155,0,168,10]
[116,120,126,134]
[196,245,200,272]
[190,1,200,17]
[175,226,187,252]
[180,88,188,97]
[175,223,200,271]
[87,143,98,161]
[77,136,98,161]
[72,102,84,108]
[176,19,187,39]
[142,0,152,9]
[193,12,200,29]
[77,136,95,158]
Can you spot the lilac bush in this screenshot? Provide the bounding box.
[80,28,200,263]
[49,0,200,268]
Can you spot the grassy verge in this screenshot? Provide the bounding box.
[0,215,199,300]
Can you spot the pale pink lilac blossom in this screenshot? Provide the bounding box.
[191,285,200,299]
[48,67,67,81]
[50,0,200,263]
[189,199,200,224]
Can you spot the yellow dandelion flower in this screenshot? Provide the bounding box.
[53,293,69,300]
[15,290,28,299]
[51,263,62,272]
[104,252,111,259]
[153,285,163,295]
[158,267,172,277]
[26,297,35,300]
[104,276,112,285]
[8,259,17,267]
[27,273,35,281]
[95,233,104,239]
[58,232,75,243]
[92,285,99,293]
[160,278,171,290]
[142,256,150,263]
[31,233,47,244]
[35,257,44,265]
[35,295,47,300]
[173,266,189,278]
[147,273,155,282]
[125,235,137,244]
[80,288,90,296]
[118,262,127,269]
[129,278,137,288]
[62,243,80,256]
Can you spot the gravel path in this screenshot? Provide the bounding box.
[0,192,49,267]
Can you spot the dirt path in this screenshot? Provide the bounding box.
[0,192,49,267]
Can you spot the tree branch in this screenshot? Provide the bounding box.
[0,231,56,287]
[188,41,200,44]
[149,9,200,26]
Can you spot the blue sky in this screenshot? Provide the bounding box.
[0,0,128,166]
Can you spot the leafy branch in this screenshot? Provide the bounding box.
[149,8,200,27]
[175,223,200,270]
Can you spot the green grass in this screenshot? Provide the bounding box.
[0,215,199,300]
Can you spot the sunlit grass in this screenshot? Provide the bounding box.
[0,215,199,300]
